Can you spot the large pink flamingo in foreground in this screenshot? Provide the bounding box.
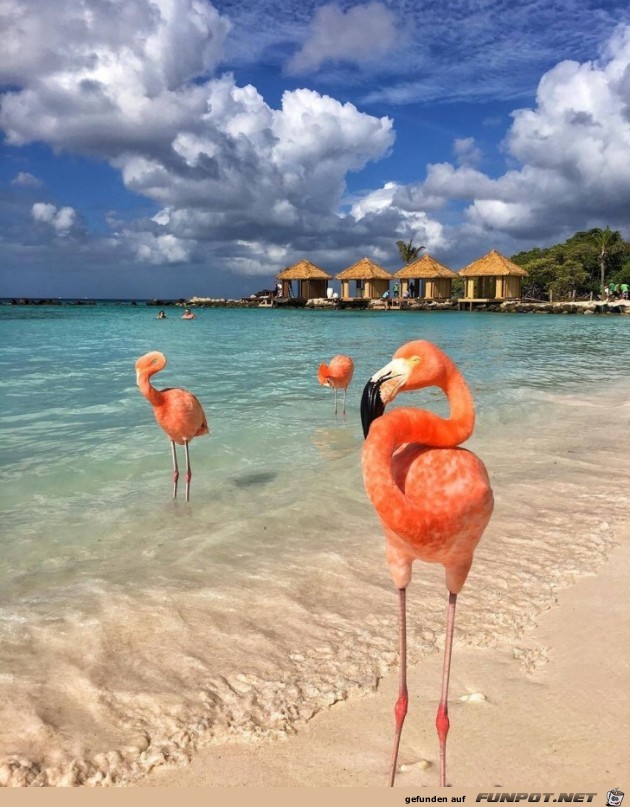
[318,354,354,415]
[360,340,493,786]
[135,351,209,502]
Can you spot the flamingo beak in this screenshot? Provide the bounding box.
[361,376,387,437]
[360,359,410,437]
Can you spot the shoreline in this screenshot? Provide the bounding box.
[3,296,630,315]
[137,532,630,788]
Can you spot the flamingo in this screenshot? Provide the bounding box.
[318,354,354,415]
[360,340,493,787]
[135,351,209,502]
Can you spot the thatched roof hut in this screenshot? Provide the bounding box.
[336,257,393,299]
[459,249,528,300]
[276,259,332,300]
[394,254,458,299]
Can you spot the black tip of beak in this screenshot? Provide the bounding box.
[361,378,386,438]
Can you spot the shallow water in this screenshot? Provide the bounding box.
[1,305,629,785]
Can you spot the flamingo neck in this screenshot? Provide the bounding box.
[137,371,164,407]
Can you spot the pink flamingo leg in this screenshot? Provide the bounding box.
[334,386,338,415]
[436,592,457,786]
[184,440,192,502]
[342,387,347,416]
[171,440,179,499]
[389,587,408,786]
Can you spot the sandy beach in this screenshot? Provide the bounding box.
[138,524,630,788]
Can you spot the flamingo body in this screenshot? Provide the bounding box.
[151,387,208,445]
[318,354,354,414]
[135,351,208,500]
[361,340,493,785]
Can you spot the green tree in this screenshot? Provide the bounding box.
[589,226,626,292]
[512,228,629,300]
[396,238,425,264]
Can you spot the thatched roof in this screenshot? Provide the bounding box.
[335,257,393,281]
[277,259,332,281]
[459,249,529,277]
[394,254,458,279]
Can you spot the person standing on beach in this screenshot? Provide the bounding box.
[620,281,629,300]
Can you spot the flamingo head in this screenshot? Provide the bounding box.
[135,351,166,384]
[361,340,449,437]
[317,363,332,387]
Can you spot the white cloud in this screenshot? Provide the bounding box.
[453,137,482,167]
[12,171,42,187]
[134,233,194,264]
[287,2,398,74]
[349,23,630,254]
[31,202,79,235]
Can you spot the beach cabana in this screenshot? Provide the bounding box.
[336,257,394,299]
[459,249,528,302]
[276,260,332,300]
[394,254,458,300]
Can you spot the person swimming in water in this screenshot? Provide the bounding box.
[181,309,196,319]
[156,310,167,319]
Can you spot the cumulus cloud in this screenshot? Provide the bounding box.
[3,0,630,283]
[349,23,630,257]
[287,2,398,74]
[31,202,81,235]
[1,0,394,270]
[453,137,482,167]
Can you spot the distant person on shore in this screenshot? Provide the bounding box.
[181,309,196,319]
[393,282,399,298]
[608,281,617,299]
[156,310,167,319]
[620,281,629,300]
[409,281,415,297]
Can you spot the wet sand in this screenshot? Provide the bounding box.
[138,525,630,788]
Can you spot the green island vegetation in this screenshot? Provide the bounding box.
[509,227,630,300]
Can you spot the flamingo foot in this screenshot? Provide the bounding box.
[436,703,450,786]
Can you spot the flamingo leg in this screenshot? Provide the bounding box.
[342,387,347,416]
[171,440,179,499]
[389,587,408,786]
[184,440,192,502]
[436,591,457,786]
[334,386,338,415]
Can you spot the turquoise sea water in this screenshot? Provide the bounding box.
[1,304,630,785]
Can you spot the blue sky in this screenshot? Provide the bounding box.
[1,0,630,299]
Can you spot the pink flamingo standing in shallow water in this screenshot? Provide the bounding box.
[318,354,354,415]
[360,340,494,787]
[135,351,209,502]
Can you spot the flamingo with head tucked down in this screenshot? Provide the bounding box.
[318,354,354,415]
[360,340,493,787]
[135,351,209,502]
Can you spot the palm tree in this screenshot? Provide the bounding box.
[590,226,624,292]
[396,238,425,264]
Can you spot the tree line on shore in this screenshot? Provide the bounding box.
[510,227,629,300]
